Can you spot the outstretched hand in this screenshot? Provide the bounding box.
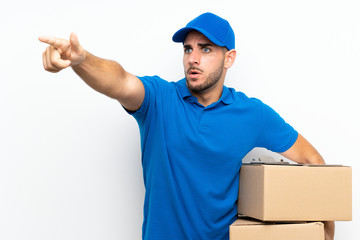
[39,32,86,73]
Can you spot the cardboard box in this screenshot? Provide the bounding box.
[230,217,324,240]
[238,164,352,221]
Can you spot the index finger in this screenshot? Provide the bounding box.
[38,36,65,49]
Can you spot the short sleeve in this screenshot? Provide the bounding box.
[124,76,161,120]
[257,100,298,153]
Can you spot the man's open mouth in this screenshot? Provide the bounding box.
[187,67,203,78]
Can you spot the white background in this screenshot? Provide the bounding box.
[0,0,359,239]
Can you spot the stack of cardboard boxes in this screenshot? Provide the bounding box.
[230,163,352,239]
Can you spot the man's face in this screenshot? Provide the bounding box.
[183,31,226,94]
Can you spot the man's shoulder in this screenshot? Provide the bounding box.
[229,87,264,106]
[137,75,182,88]
[137,75,169,85]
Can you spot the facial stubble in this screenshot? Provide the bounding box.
[185,60,225,94]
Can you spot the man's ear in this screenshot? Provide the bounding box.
[224,49,237,69]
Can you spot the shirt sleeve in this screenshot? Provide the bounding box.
[125,75,173,126]
[124,76,159,120]
[257,100,298,153]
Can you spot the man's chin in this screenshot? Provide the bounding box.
[186,79,201,91]
[187,82,208,94]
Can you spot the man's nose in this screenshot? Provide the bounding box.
[188,50,201,65]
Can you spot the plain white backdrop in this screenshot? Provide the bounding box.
[0,0,359,239]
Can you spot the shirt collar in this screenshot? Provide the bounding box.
[176,78,234,105]
[176,78,193,98]
[219,85,234,105]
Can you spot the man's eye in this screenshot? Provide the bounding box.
[203,48,210,53]
[185,48,192,53]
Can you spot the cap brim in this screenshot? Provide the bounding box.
[172,27,225,47]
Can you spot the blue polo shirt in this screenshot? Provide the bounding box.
[129,76,298,240]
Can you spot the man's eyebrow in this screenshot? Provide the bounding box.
[198,43,213,47]
[183,43,213,49]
